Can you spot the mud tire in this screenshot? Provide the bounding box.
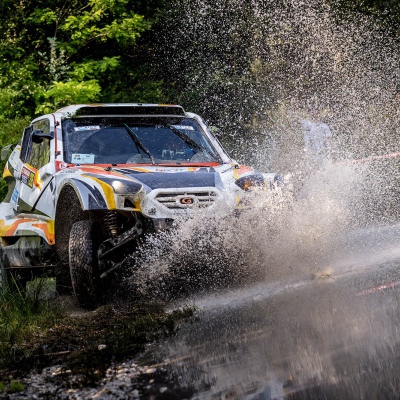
[69,220,102,309]
[55,185,86,296]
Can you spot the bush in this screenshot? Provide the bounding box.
[0,277,61,372]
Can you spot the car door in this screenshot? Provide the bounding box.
[16,117,55,215]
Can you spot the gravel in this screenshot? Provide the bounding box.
[4,361,179,399]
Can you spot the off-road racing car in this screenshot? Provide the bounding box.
[0,104,281,308]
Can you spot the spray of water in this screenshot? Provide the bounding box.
[153,0,400,163]
[123,0,400,299]
[122,3,400,397]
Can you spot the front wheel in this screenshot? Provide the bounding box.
[69,220,103,309]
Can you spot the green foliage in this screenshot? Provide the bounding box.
[9,380,24,393]
[36,80,102,115]
[60,1,149,48]
[70,57,120,81]
[0,117,28,148]
[0,278,61,371]
[0,0,158,119]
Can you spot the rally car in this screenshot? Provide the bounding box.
[0,104,281,308]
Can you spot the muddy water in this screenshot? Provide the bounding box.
[136,220,400,399]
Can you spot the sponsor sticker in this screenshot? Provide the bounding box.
[155,168,187,172]
[21,166,35,188]
[74,126,101,132]
[71,153,95,164]
[171,125,195,130]
[10,188,18,208]
[28,172,34,188]
[58,168,81,174]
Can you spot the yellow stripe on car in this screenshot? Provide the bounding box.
[86,176,117,209]
[2,164,12,179]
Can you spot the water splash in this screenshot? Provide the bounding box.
[153,0,400,166]
[120,2,400,397]
[125,161,365,301]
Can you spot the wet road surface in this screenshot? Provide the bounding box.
[137,221,400,399]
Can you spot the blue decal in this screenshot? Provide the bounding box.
[11,188,18,204]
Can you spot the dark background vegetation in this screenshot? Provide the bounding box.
[0,0,399,199]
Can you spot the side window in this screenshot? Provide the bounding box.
[22,119,51,170]
[20,126,33,162]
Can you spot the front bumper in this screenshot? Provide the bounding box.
[140,186,224,219]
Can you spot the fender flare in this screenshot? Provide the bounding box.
[56,177,115,212]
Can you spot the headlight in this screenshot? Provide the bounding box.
[235,174,265,191]
[272,174,285,188]
[110,180,143,194]
[94,176,143,194]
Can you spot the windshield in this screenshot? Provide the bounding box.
[62,117,220,165]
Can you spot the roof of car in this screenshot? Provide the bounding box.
[55,103,186,118]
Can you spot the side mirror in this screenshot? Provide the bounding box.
[1,143,17,161]
[32,129,54,143]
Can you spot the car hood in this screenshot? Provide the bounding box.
[66,165,233,193]
[112,167,223,191]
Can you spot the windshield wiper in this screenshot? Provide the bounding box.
[165,125,220,162]
[123,124,156,165]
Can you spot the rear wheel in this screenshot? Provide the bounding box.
[69,220,103,309]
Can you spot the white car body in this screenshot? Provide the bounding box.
[0,104,280,307]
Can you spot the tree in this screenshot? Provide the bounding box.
[0,0,166,199]
[0,0,159,119]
